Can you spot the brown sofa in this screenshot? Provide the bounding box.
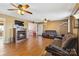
[42,30,58,39]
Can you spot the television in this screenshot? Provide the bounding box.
[15,20,24,26]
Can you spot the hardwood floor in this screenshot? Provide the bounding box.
[0,36,53,56]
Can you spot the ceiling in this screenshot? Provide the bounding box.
[0,3,76,22]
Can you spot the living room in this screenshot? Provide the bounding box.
[0,3,79,56]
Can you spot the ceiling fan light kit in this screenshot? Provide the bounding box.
[18,10,25,15]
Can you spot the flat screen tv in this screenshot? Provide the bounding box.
[15,20,24,26]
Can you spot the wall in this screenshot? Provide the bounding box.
[70,16,78,36]
[0,14,28,43]
[43,20,68,35]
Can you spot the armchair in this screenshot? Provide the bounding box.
[45,33,77,56]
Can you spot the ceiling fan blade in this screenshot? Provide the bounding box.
[23,4,30,9]
[26,11,32,14]
[10,3,18,8]
[8,9,18,11]
[24,10,32,14]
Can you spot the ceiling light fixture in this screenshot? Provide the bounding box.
[8,3,32,15]
[44,18,48,23]
[18,10,25,15]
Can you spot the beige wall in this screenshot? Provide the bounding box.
[0,14,28,43]
[44,20,68,35]
[43,16,78,36]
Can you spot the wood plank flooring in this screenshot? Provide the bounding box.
[0,36,53,56]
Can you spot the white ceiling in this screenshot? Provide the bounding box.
[0,3,75,22]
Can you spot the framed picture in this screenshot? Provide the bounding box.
[74,19,79,28]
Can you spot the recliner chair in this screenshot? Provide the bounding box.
[45,33,77,56]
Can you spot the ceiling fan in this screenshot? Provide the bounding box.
[8,3,32,15]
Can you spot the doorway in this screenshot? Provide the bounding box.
[27,22,37,38]
[37,24,44,36]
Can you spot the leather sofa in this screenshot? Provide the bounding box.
[42,30,58,39]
